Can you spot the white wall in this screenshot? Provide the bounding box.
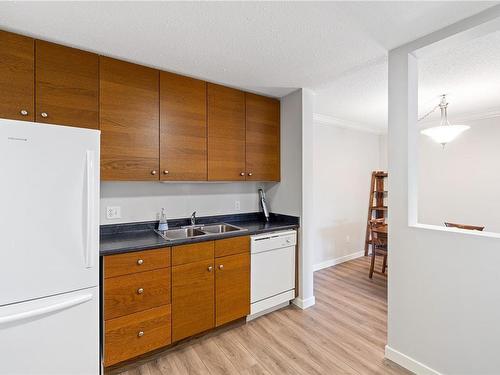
[387,8,500,374]
[312,124,385,269]
[419,116,500,232]
[100,182,265,224]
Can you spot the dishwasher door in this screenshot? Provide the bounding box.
[250,230,297,315]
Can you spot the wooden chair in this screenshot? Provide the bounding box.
[444,222,484,231]
[369,218,387,279]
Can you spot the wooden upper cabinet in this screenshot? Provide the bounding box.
[100,57,160,180]
[0,31,34,121]
[35,41,98,129]
[160,72,207,181]
[245,93,280,181]
[215,252,250,327]
[207,84,246,181]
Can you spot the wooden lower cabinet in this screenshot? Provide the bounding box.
[172,259,215,342]
[215,252,250,327]
[104,305,171,367]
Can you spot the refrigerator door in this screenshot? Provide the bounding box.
[0,286,99,375]
[0,119,100,306]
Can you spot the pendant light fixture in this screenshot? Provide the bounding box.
[420,95,470,147]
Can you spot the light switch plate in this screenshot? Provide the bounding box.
[106,206,121,219]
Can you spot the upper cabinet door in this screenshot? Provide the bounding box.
[160,72,207,181]
[207,84,246,181]
[245,93,280,181]
[0,31,34,121]
[35,41,99,129]
[100,57,160,181]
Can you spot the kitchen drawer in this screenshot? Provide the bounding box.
[215,236,249,258]
[172,241,214,266]
[104,268,171,320]
[104,248,171,278]
[104,304,171,367]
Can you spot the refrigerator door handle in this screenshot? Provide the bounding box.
[0,294,93,325]
[84,150,95,269]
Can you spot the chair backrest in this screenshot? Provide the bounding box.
[444,222,485,231]
[370,218,387,246]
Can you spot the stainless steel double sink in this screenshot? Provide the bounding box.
[155,223,247,241]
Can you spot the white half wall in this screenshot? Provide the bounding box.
[388,7,500,374]
[419,116,500,232]
[312,124,386,269]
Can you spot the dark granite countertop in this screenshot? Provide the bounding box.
[100,212,299,256]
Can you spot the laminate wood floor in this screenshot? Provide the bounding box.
[112,256,412,375]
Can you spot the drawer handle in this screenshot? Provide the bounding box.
[137,259,144,265]
[218,264,224,270]
[138,331,144,337]
[40,112,48,118]
[20,109,29,116]
[137,288,144,295]
[207,266,213,272]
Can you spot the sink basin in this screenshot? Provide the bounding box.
[156,227,206,240]
[201,223,245,234]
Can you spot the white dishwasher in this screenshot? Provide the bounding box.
[249,230,297,320]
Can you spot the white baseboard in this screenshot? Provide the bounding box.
[313,251,365,271]
[292,296,315,309]
[385,345,441,375]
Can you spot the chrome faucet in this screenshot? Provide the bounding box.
[190,211,196,226]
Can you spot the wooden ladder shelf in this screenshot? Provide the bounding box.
[364,171,388,256]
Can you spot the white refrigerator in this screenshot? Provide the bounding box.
[0,119,100,375]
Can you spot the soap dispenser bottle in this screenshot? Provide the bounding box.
[158,208,169,231]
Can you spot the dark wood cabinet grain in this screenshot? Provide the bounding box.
[160,72,207,181]
[245,93,280,181]
[100,57,160,180]
[0,30,34,121]
[207,83,246,181]
[35,41,99,129]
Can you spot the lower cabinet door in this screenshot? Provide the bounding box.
[172,259,215,342]
[215,252,250,326]
[104,304,171,367]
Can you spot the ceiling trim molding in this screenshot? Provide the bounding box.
[419,107,500,126]
[313,113,386,135]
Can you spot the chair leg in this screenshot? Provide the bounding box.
[369,249,376,278]
[382,254,387,274]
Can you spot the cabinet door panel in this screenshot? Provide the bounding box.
[245,93,280,181]
[0,31,34,121]
[100,57,159,180]
[160,72,207,181]
[207,84,246,181]
[215,253,250,326]
[172,259,214,341]
[35,41,98,129]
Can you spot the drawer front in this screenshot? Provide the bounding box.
[104,248,171,278]
[215,236,249,258]
[104,268,171,320]
[104,304,171,367]
[172,241,214,266]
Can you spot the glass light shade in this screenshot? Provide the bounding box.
[421,124,470,146]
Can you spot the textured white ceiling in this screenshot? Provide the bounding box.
[0,1,495,100]
[315,8,500,131]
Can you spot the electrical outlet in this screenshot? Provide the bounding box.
[106,206,121,219]
[235,200,241,211]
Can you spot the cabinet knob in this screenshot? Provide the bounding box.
[151,170,157,175]
[163,170,169,175]
[40,112,48,118]
[207,266,213,272]
[137,331,144,337]
[20,109,28,116]
[247,172,253,177]
[137,259,144,265]
[218,264,224,270]
[137,288,144,294]
[240,172,245,176]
